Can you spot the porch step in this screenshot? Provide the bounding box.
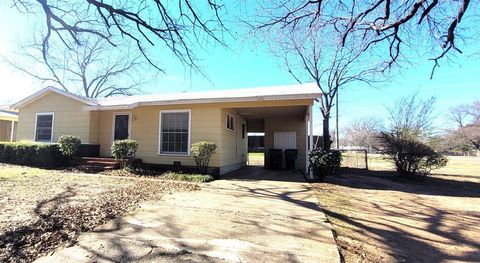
[76,157,142,173]
[78,157,121,172]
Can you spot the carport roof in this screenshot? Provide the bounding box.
[85,83,321,110]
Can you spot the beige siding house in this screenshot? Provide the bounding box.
[0,105,18,142]
[11,84,319,175]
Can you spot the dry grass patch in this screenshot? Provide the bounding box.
[314,156,480,262]
[0,164,199,263]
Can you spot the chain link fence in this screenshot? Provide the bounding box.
[340,149,368,170]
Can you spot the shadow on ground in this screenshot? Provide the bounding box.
[314,168,480,262]
[336,167,480,197]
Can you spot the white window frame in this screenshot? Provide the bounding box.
[112,112,132,141]
[158,109,191,156]
[226,113,235,131]
[34,112,54,143]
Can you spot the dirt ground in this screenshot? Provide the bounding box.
[314,156,480,262]
[0,164,198,262]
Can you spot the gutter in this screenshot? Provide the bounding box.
[83,93,321,111]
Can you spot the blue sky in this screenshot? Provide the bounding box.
[0,3,479,135]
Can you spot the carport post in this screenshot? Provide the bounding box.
[308,105,313,179]
[10,120,15,142]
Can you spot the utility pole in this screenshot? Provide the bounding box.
[336,89,339,150]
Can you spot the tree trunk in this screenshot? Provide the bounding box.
[323,115,332,151]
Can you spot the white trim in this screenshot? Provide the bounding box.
[226,112,235,131]
[10,120,15,142]
[83,94,321,111]
[34,112,54,143]
[158,109,191,156]
[11,86,96,109]
[112,112,132,141]
[309,105,314,179]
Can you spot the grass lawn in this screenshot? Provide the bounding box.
[314,156,480,262]
[248,152,264,166]
[0,164,199,262]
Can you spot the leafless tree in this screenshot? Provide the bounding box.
[257,13,384,150]
[3,35,144,98]
[343,116,383,151]
[9,0,227,72]
[447,100,480,152]
[257,0,477,77]
[387,93,436,139]
[450,105,469,128]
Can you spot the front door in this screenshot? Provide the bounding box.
[114,114,130,140]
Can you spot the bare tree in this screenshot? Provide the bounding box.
[343,116,383,151]
[9,0,228,72]
[3,35,144,98]
[447,100,480,152]
[387,93,436,139]
[461,125,480,151]
[450,105,469,128]
[257,13,383,150]
[257,0,478,77]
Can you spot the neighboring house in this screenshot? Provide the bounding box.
[11,84,320,175]
[0,105,18,142]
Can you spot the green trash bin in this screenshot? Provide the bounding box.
[284,149,298,171]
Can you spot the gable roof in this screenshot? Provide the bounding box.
[10,87,97,109]
[86,83,321,110]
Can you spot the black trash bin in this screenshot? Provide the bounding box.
[269,149,283,170]
[284,149,299,171]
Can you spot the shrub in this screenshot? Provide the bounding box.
[58,135,81,161]
[191,141,217,174]
[0,142,68,168]
[111,140,138,167]
[378,132,448,178]
[163,172,214,182]
[308,148,342,181]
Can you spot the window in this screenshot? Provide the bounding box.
[113,113,130,140]
[226,113,235,131]
[159,110,190,155]
[242,123,246,139]
[35,113,54,142]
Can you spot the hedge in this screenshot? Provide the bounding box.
[0,142,68,168]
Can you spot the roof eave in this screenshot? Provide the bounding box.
[83,93,321,111]
[10,87,97,110]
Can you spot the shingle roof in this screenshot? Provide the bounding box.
[0,105,18,120]
[11,83,321,111]
[88,83,321,110]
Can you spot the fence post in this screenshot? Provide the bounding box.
[364,150,369,171]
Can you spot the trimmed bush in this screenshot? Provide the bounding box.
[378,132,448,178]
[191,141,217,174]
[111,139,138,162]
[308,148,342,180]
[58,135,81,162]
[0,142,68,168]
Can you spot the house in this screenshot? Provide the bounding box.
[0,105,18,142]
[10,84,320,175]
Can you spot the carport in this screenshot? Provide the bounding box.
[235,103,314,177]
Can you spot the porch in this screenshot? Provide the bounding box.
[0,118,17,142]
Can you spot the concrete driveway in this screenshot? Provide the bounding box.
[35,167,339,263]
